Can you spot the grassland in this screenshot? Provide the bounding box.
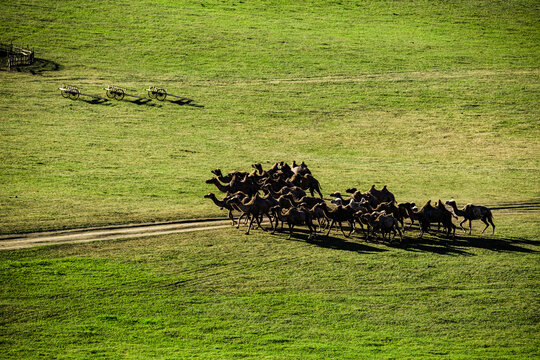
[0,0,539,358]
[0,0,538,233]
[1,229,538,359]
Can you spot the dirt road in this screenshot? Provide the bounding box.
[0,218,232,251]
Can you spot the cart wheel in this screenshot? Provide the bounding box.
[106,89,115,99]
[114,89,125,101]
[61,89,70,98]
[148,90,157,99]
[156,88,167,101]
[69,89,80,100]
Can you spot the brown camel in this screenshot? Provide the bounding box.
[416,200,456,238]
[203,192,244,226]
[307,204,329,232]
[206,176,259,196]
[374,201,404,229]
[291,160,312,176]
[367,185,396,204]
[226,193,274,234]
[445,200,495,235]
[397,202,416,228]
[312,202,355,237]
[360,211,402,242]
[289,173,323,198]
[210,169,250,184]
[270,205,315,240]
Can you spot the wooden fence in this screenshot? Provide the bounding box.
[0,43,34,69]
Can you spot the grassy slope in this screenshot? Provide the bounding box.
[0,0,538,233]
[0,229,538,359]
[0,1,539,358]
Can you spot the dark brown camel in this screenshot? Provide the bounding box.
[226,193,274,234]
[204,192,242,226]
[270,205,315,240]
[206,176,259,196]
[416,200,456,238]
[289,173,323,199]
[360,211,402,242]
[210,169,250,184]
[445,200,495,235]
[374,201,404,229]
[367,185,395,204]
[312,202,355,237]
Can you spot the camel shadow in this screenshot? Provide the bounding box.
[397,227,538,255]
[271,227,387,253]
[279,223,538,255]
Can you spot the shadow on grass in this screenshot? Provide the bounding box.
[79,98,111,105]
[393,227,538,255]
[268,223,538,255]
[170,98,204,108]
[2,58,63,75]
[270,227,387,253]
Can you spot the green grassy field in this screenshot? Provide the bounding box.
[0,0,538,233]
[0,229,538,359]
[0,0,539,358]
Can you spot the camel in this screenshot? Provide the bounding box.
[291,161,312,176]
[251,163,266,176]
[226,193,274,234]
[261,183,307,201]
[349,190,379,208]
[416,200,456,238]
[204,192,246,226]
[206,176,259,196]
[445,200,495,235]
[295,195,325,209]
[360,211,402,242]
[397,202,416,228]
[270,205,315,240]
[331,196,370,216]
[352,205,375,236]
[210,169,250,184]
[329,191,352,203]
[307,204,329,232]
[277,162,295,180]
[367,185,396,204]
[260,176,293,193]
[312,202,355,237]
[374,201,404,229]
[289,173,323,198]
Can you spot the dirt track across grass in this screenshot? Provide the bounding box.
[0,218,232,250]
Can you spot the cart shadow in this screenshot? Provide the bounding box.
[128,99,160,107]
[170,99,204,108]
[80,98,111,105]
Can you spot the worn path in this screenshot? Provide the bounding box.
[0,218,232,251]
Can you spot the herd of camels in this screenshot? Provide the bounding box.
[204,161,495,242]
